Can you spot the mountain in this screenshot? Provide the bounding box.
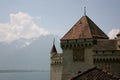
[0,34,61,70]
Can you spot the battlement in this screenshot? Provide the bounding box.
[93,54,120,63]
[60,39,96,49]
[51,54,62,65]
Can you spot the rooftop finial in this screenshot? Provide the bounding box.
[84,7,86,16]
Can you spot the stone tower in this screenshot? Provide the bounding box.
[50,41,62,80]
[60,15,109,80]
[50,15,120,80]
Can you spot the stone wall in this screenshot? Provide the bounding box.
[50,64,62,80]
[61,39,95,80]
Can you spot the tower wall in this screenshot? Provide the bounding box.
[50,53,62,80]
[50,63,62,80]
[61,39,95,80]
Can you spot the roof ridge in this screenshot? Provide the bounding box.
[84,16,93,38]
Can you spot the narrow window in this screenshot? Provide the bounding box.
[119,45,120,48]
[85,44,87,46]
[96,51,98,54]
[103,51,104,54]
[112,51,114,53]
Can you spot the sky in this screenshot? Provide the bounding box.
[0,0,120,70]
[0,0,120,41]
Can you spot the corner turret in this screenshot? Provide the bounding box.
[50,39,63,80]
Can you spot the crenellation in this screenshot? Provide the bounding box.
[61,39,94,49]
[51,53,63,65]
[94,50,120,55]
[94,58,120,63]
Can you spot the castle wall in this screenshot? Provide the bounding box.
[50,40,120,80]
[61,39,95,80]
[61,49,73,80]
[50,52,62,80]
[93,51,120,77]
[72,47,94,73]
[110,63,120,76]
[94,62,120,77]
[50,64,62,80]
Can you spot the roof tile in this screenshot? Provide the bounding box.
[94,39,117,51]
[61,16,108,40]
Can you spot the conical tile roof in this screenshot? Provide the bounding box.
[50,44,57,53]
[61,16,108,40]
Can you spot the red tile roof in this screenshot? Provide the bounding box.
[71,67,120,80]
[50,44,57,53]
[93,39,117,51]
[61,16,108,40]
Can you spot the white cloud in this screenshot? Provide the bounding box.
[21,41,31,48]
[0,12,49,44]
[108,29,120,39]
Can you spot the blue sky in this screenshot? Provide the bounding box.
[0,0,119,36]
[0,0,120,70]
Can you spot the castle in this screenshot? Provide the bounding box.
[50,14,120,80]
